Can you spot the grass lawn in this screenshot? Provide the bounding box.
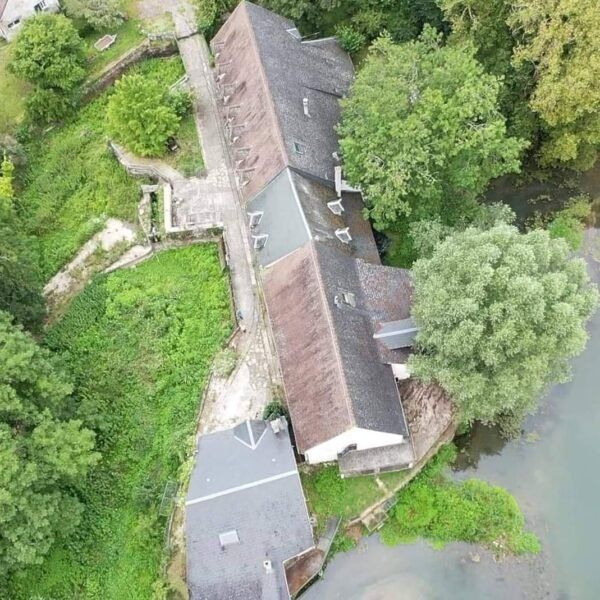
[83,18,146,78]
[18,56,187,281]
[0,43,28,133]
[163,113,205,177]
[8,245,233,599]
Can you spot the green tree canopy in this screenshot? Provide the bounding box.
[338,29,527,230]
[107,73,183,157]
[0,312,99,575]
[438,0,538,143]
[409,224,598,434]
[63,0,124,31]
[8,14,86,92]
[508,0,600,170]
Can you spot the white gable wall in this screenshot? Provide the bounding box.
[304,426,404,464]
[1,0,60,41]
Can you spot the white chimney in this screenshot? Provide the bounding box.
[303,97,310,117]
[263,560,273,573]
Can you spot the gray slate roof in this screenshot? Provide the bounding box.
[244,2,354,185]
[186,419,314,600]
[248,168,379,267]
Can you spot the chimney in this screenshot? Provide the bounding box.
[303,97,310,117]
[263,560,273,573]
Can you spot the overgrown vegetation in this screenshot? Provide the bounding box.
[410,224,599,435]
[7,245,232,598]
[380,445,540,555]
[17,57,186,280]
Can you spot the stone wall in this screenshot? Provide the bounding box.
[83,38,178,102]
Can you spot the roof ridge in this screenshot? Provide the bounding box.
[240,1,290,167]
[308,241,356,427]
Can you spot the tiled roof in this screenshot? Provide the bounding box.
[211,1,354,199]
[263,241,413,452]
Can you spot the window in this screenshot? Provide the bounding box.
[253,234,268,250]
[327,199,344,215]
[335,227,352,244]
[247,211,263,228]
[293,141,306,155]
[34,0,47,11]
[7,18,21,28]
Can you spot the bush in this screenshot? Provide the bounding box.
[380,445,540,555]
[262,399,287,421]
[62,0,125,31]
[335,24,366,55]
[107,73,182,156]
[548,194,593,250]
[25,87,75,124]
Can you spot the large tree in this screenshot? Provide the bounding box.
[107,73,184,157]
[0,312,99,575]
[9,14,86,92]
[409,225,598,434]
[508,0,600,170]
[438,0,538,143]
[62,0,124,31]
[338,29,527,230]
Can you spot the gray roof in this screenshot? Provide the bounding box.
[248,168,379,267]
[186,419,314,600]
[244,2,354,185]
[338,442,414,477]
[314,242,411,436]
[262,241,414,451]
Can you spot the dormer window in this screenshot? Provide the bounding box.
[7,18,21,28]
[248,211,263,228]
[327,199,344,215]
[253,234,268,250]
[335,227,352,244]
[293,141,305,155]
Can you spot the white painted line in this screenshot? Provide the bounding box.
[186,469,298,506]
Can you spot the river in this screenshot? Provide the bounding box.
[305,230,600,600]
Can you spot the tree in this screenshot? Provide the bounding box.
[438,0,538,143]
[0,153,15,212]
[0,312,99,575]
[409,225,598,434]
[508,0,600,170]
[63,0,125,31]
[9,14,86,92]
[107,73,183,157]
[0,225,46,332]
[338,29,527,230]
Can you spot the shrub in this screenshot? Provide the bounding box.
[335,24,366,55]
[262,399,287,421]
[62,0,125,31]
[107,73,184,156]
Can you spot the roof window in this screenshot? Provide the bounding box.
[327,199,344,215]
[253,234,268,250]
[247,211,263,229]
[293,141,306,155]
[219,529,240,548]
[335,227,352,244]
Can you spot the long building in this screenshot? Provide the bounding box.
[212,1,417,476]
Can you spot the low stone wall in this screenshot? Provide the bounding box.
[83,38,178,102]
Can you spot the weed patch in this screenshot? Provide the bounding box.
[8,245,232,598]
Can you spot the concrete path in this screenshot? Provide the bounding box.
[170,6,277,431]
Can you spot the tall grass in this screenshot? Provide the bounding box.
[8,245,232,598]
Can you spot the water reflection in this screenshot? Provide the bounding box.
[453,423,508,471]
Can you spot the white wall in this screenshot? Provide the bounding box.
[304,427,404,464]
[1,0,60,41]
[391,363,411,380]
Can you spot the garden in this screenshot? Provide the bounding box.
[7,245,233,598]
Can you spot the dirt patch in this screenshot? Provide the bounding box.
[44,218,141,321]
[400,378,456,463]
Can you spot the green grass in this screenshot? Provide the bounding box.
[301,467,387,528]
[83,18,146,78]
[0,44,28,133]
[8,245,233,599]
[17,56,187,280]
[379,445,540,555]
[163,113,205,177]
